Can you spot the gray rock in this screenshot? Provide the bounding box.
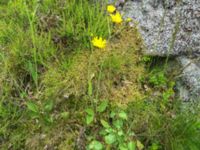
[106,0,200,101]
[122,0,200,56]
[115,0,200,101]
[176,56,200,101]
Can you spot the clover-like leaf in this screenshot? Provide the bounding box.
[105,134,116,145]
[100,119,110,128]
[86,108,94,125]
[97,100,108,113]
[89,140,103,150]
[128,141,136,150]
[119,111,128,120]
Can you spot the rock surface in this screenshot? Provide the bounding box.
[176,56,200,101]
[122,0,200,56]
[109,0,200,101]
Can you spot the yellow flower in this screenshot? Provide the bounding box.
[91,37,106,49]
[110,11,123,24]
[107,5,116,13]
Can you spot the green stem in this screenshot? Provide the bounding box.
[25,3,39,91]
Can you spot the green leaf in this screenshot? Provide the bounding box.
[128,141,136,150]
[27,101,39,113]
[99,129,107,136]
[85,108,94,116]
[89,140,103,150]
[136,140,144,150]
[97,100,108,113]
[28,61,37,86]
[44,115,53,124]
[86,115,94,125]
[44,100,54,112]
[60,112,69,119]
[117,130,124,136]
[119,111,128,120]
[86,108,94,125]
[113,120,123,129]
[119,144,128,150]
[110,111,116,118]
[100,119,110,128]
[105,134,116,145]
[149,143,159,150]
[105,128,113,133]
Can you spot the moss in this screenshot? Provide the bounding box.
[25,126,76,150]
[41,27,145,107]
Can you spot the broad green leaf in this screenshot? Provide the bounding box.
[85,108,94,116]
[105,134,116,145]
[119,111,128,120]
[110,111,116,118]
[86,115,94,125]
[100,119,110,128]
[86,108,94,125]
[119,143,128,150]
[117,130,124,136]
[27,101,39,113]
[136,140,144,150]
[113,120,123,129]
[128,141,136,150]
[89,140,103,150]
[97,100,108,113]
[44,100,54,112]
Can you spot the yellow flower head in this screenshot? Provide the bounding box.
[110,11,123,24]
[91,37,106,49]
[107,5,116,13]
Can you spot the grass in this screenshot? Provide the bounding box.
[0,0,200,150]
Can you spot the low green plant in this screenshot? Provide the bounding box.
[0,97,26,149]
[141,56,152,63]
[26,100,54,125]
[85,101,143,150]
[126,99,200,150]
[148,70,167,87]
[85,100,109,125]
[97,110,137,150]
[162,81,175,103]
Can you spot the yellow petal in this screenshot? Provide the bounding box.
[107,5,116,13]
[110,11,123,24]
[91,36,106,49]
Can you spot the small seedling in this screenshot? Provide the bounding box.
[26,100,54,124]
